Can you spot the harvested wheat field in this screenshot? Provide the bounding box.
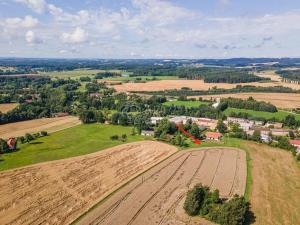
[112,79,300,92]
[0,141,177,225]
[247,142,300,225]
[0,103,18,113]
[78,148,246,225]
[0,116,81,139]
[193,92,300,109]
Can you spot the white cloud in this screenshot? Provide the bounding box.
[61,27,88,44]
[25,30,35,43]
[15,0,46,14]
[3,15,39,29]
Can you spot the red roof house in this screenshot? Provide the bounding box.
[289,140,300,147]
[205,132,223,141]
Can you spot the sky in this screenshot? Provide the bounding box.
[0,0,300,58]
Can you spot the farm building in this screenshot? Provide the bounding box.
[205,132,223,141]
[141,130,154,136]
[7,138,17,151]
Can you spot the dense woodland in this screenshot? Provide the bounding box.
[220,97,278,112]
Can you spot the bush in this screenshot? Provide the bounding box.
[110,135,119,141]
[40,131,48,136]
[184,184,249,225]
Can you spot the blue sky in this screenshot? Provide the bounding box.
[1,0,300,58]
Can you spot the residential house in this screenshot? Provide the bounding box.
[141,130,154,136]
[196,118,218,130]
[205,132,223,141]
[265,122,283,129]
[289,140,300,154]
[150,117,164,125]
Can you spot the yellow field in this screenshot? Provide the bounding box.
[246,142,300,225]
[0,103,18,113]
[192,92,300,109]
[0,116,81,138]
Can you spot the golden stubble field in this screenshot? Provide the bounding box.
[0,141,177,225]
[0,116,81,139]
[0,103,18,113]
[111,79,300,92]
[191,92,300,109]
[78,148,247,225]
[246,142,300,225]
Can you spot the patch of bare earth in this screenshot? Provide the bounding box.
[192,93,300,109]
[111,79,300,93]
[78,148,246,225]
[0,103,18,113]
[0,141,177,225]
[0,116,81,139]
[247,142,300,225]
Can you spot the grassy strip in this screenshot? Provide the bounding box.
[225,108,300,121]
[163,100,210,108]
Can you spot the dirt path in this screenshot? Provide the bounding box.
[0,141,177,225]
[0,116,81,139]
[78,148,246,225]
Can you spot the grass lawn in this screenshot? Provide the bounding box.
[163,100,210,108]
[224,108,300,121]
[0,124,145,171]
[40,69,122,79]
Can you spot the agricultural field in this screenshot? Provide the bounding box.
[224,108,300,121]
[0,103,18,113]
[246,142,300,225]
[40,69,121,79]
[111,79,300,92]
[103,75,180,82]
[163,100,209,108]
[77,148,246,225]
[0,116,81,139]
[0,124,146,171]
[195,92,300,109]
[0,141,177,225]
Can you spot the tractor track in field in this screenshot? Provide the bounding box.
[125,153,192,225]
[88,152,189,225]
[157,150,208,225]
[229,150,240,197]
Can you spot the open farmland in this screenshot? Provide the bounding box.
[0,103,18,113]
[224,108,300,121]
[78,148,246,225]
[111,79,300,92]
[163,100,209,108]
[40,69,121,79]
[194,92,300,109]
[0,141,176,225]
[0,116,81,139]
[0,124,145,171]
